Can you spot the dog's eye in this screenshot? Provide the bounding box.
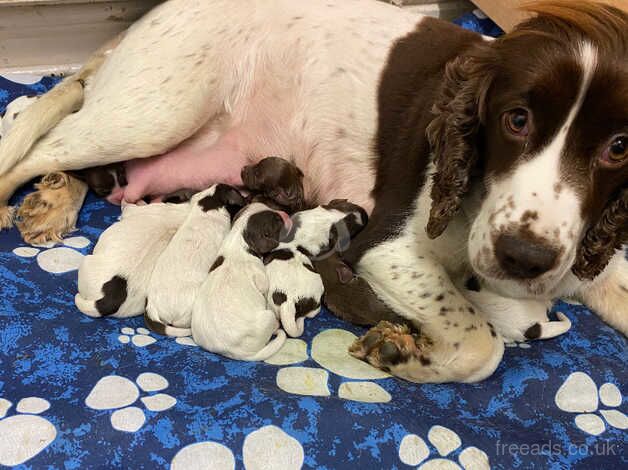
[601,135,627,167]
[503,108,530,137]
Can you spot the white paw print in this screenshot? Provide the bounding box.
[265,328,392,403]
[118,326,157,347]
[171,425,303,470]
[13,236,90,273]
[555,371,627,435]
[0,396,57,466]
[85,372,176,432]
[398,426,489,469]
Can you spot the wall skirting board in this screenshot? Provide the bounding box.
[0,0,472,76]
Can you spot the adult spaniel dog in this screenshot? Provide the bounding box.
[0,0,625,382]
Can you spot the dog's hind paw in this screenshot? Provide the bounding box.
[0,205,16,230]
[349,321,425,371]
[16,172,87,244]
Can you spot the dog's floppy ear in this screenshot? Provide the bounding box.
[572,187,627,280]
[425,44,495,239]
[214,184,246,218]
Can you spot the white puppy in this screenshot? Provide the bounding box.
[192,202,290,361]
[145,184,245,336]
[75,201,189,318]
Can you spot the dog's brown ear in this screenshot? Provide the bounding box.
[425,45,495,239]
[572,187,627,280]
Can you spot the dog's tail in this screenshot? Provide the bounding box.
[534,312,572,339]
[279,305,305,338]
[74,293,101,318]
[243,329,287,361]
[144,311,192,338]
[0,78,86,176]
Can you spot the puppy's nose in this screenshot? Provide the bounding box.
[495,234,558,279]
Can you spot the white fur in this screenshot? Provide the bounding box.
[75,202,189,318]
[0,96,39,139]
[145,185,231,336]
[191,203,286,361]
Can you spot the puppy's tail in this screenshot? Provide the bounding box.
[279,305,305,338]
[533,312,572,340]
[144,311,192,338]
[74,293,100,318]
[0,77,86,176]
[244,329,287,361]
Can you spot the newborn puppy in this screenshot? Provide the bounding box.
[75,201,190,318]
[145,184,245,336]
[241,157,305,213]
[263,199,368,336]
[192,202,290,361]
[264,246,323,337]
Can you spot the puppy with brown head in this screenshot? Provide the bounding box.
[241,157,305,213]
[191,202,290,361]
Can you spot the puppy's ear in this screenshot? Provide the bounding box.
[572,187,627,280]
[215,184,246,207]
[425,44,495,239]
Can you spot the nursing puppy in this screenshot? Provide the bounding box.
[264,200,368,336]
[144,184,245,336]
[264,246,323,337]
[191,202,290,361]
[241,157,306,213]
[75,201,189,318]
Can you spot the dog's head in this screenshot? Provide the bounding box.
[241,156,305,212]
[426,1,627,297]
[240,203,292,256]
[193,184,246,219]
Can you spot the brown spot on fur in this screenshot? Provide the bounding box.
[209,256,224,273]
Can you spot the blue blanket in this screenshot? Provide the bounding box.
[0,11,625,469]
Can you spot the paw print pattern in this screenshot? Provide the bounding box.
[398,426,490,469]
[555,371,627,435]
[118,327,157,347]
[265,329,392,403]
[0,396,57,466]
[85,373,176,432]
[13,236,90,273]
[171,425,304,470]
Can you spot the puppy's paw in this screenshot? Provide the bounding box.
[349,321,424,371]
[0,205,16,230]
[16,172,87,244]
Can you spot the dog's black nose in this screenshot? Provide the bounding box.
[495,234,558,279]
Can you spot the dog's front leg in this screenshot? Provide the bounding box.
[577,251,628,336]
[350,234,504,383]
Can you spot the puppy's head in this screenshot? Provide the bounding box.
[425,1,627,297]
[242,207,291,256]
[194,184,246,219]
[241,157,305,212]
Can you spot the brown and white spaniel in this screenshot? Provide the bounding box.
[0,0,625,382]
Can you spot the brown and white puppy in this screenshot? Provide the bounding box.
[191,202,289,361]
[75,201,189,318]
[144,184,245,336]
[241,156,306,213]
[263,200,367,337]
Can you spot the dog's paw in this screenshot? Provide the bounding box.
[349,321,423,371]
[16,172,87,244]
[0,206,15,230]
